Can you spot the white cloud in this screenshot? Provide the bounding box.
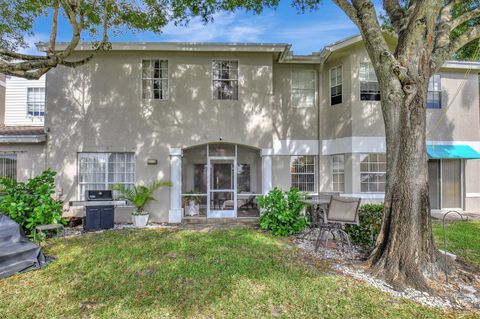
[19,33,49,55]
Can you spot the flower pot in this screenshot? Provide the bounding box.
[132,212,149,227]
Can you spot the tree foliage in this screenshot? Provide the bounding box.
[0,0,282,79]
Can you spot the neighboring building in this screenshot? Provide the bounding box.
[0,75,46,181]
[7,35,480,223]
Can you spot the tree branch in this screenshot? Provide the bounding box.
[48,0,59,55]
[331,0,359,26]
[432,24,480,70]
[0,50,48,61]
[451,8,480,30]
[383,0,405,32]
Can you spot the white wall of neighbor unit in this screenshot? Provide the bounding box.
[4,75,45,126]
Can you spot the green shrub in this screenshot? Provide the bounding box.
[258,187,308,236]
[0,169,66,238]
[344,204,384,250]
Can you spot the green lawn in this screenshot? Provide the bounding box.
[433,220,480,267]
[0,228,477,319]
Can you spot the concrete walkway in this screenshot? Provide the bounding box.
[431,210,480,221]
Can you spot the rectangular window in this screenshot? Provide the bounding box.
[330,65,342,105]
[213,60,238,100]
[291,155,315,192]
[142,59,168,100]
[78,153,135,200]
[359,63,381,101]
[193,164,207,193]
[27,87,45,117]
[360,153,386,193]
[0,154,17,180]
[291,70,316,108]
[332,155,345,193]
[427,74,441,109]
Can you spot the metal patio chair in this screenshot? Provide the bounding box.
[314,196,361,252]
[300,192,340,240]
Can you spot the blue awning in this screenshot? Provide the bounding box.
[426,145,480,159]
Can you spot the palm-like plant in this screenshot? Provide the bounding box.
[111,181,172,215]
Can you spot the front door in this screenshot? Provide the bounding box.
[208,158,236,218]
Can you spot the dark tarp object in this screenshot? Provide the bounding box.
[0,214,48,278]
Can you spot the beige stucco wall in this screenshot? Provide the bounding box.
[272,63,319,140]
[0,144,46,181]
[328,43,480,141]
[465,159,480,211]
[46,50,321,222]
[320,50,353,140]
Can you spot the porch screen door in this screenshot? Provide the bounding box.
[441,159,462,209]
[208,159,236,218]
[428,160,441,210]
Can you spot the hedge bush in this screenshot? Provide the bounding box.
[0,169,66,238]
[258,187,308,236]
[344,204,384,251]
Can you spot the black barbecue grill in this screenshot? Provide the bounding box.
[69,190,127,231]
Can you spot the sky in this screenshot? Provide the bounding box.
[25,1,383,55]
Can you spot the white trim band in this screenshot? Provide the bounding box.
[272,140,319,155]
[466,193,480,198]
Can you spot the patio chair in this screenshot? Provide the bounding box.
[300,192,340,239]
[314,196,361,252]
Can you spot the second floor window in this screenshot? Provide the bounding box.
[291,70,316,108]
[27,87,45,118]
[359,63,381,101]
[330,65,342,106]
[213,61,238,100]
[427,74,441,109]
[142,59,168,100]
[291,155,315,192]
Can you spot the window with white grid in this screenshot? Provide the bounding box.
[330,65,342,105]
[427,74,441,109]
[291,155,315,192]
[332,155,345,193]
[212,60,238,100]
[27,87,45,117]
[0,154,16,180]
[360,153,386,193]
[78,153,135,200]
[291,70,316,108]
[359,63,380,101]
[142,60,168,100]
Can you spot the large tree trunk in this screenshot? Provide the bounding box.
[368,76,439,291]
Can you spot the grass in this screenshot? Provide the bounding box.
[433,220,480,267]
[0,228,478,319]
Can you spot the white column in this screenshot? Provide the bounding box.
[261,148,273,195]
[169,148,182,223]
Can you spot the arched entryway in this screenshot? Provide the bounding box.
[181,143,263,219]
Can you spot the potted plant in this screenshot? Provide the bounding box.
[183,190,201,216]
[111,181,172,227]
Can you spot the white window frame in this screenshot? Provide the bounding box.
[141,59,169,100]
[330,65,343,106]
[359,62,381,101]
[360,153,387,193]
[291,70,317,108]
[427,74,441,109]
[290,155,316,193]
[26,87,45,118]
[0,154,17,180]
[78,152,136,200]
[332,154,345,193]
[212,60,239,100]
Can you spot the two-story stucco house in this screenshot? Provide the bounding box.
[2,34,480,223]
[0,75,46,181]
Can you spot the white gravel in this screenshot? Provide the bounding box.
[294,230,480,311]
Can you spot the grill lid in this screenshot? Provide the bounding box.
[86,190,113,201]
